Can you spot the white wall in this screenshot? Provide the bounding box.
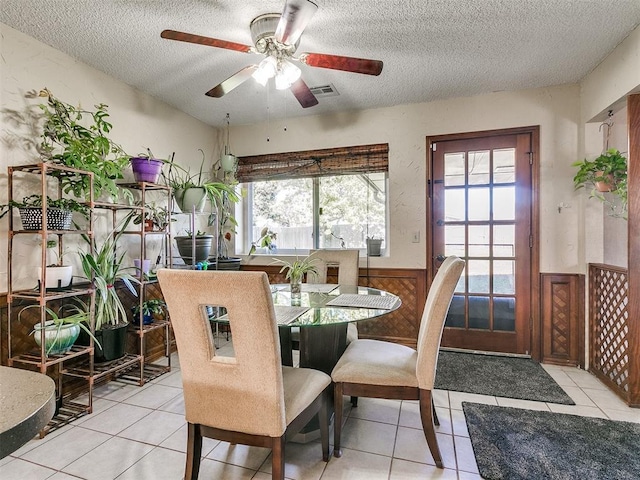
[232,84,583,273]
[0,24,218,292]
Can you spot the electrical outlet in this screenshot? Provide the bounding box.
[412,231,420,243]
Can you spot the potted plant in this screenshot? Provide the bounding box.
[164,151,239,214]
[249,227,278,255]
[131,299,166,327]
[132,202,174,232]
[0,194,89,231]
[273,252,319,301]
[38,238,73,290]
[130,149,165,184]
[18,299,99,356]
[78,215,140,362]
[175,229,215,265]
[37,88,132,203]
[366,236,383,256]
[572,148,628,218]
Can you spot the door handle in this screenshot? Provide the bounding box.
[435,254,446,262]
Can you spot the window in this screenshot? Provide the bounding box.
[243,173,386,254]
[236,144,388,255]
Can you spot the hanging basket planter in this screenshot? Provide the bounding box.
[19,207,73,230]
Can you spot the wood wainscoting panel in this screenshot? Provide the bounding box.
[242,265,427,348]
[541,273,584,367]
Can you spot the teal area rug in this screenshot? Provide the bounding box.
[463,402,640,480]
[435,350,575,404]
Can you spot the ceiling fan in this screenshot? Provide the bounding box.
[161,0,383,108]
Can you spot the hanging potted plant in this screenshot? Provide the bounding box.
[78,215,140,362]
[572,148,628,219]
[164,150,239,214]
[130,149,165,184]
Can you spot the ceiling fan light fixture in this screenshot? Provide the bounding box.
[252,56,278,86]
[275,60,301,90]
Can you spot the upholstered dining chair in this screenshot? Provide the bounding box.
[157,270,331,480]
[306,248,360,344]
[330,255,465,467]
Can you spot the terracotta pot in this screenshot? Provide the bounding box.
[594,171,614,192]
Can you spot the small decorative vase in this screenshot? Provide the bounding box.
[290,275,302,303]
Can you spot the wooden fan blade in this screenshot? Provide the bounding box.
[290,77,319,108]
[206,65,258,98]
[299,52,383,76]
[161,29,252,53]
[275,0,318,46]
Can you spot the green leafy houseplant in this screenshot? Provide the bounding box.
[132,299,166,325]
[164,151,239,213]
[572,148,628,218]
[132,203,174,231]
[249,227,278,255]
[37,88,132,202]
[273,252,319,284]
[79,215,140,330]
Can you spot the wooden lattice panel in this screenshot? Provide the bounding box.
[541,274,584,366]
[589,264,630,401]
[551,281,570,356]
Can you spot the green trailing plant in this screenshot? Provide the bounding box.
[572,148,627,218]
[18,299,100,354]
[0,194,89,221]
[79,214,140,330]
[37,88,132,202]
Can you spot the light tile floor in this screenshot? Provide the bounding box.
[2,338,638,480]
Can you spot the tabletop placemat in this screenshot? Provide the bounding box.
[302,283,339,293]
[273,306,310,325]
[326,294,398,310]
[213,306,309,326]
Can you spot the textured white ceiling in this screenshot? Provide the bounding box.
[2,0,639,127]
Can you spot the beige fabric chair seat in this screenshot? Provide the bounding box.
[332,339,418,387]
[282,366,331,423]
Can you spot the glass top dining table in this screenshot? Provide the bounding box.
[269,283,402,328]
[270,284,401,374]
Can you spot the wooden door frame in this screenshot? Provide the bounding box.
[426,126,541,359]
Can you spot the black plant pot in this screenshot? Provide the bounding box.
[78,323,128,363]
[216,257,242,270]
[175,235,214,264]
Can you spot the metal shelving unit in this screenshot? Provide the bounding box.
[6,162,96,436]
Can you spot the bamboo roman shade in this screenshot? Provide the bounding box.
[236,143,389,183]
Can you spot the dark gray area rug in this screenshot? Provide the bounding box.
[435,350,575,404]
[463,402,640,480]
